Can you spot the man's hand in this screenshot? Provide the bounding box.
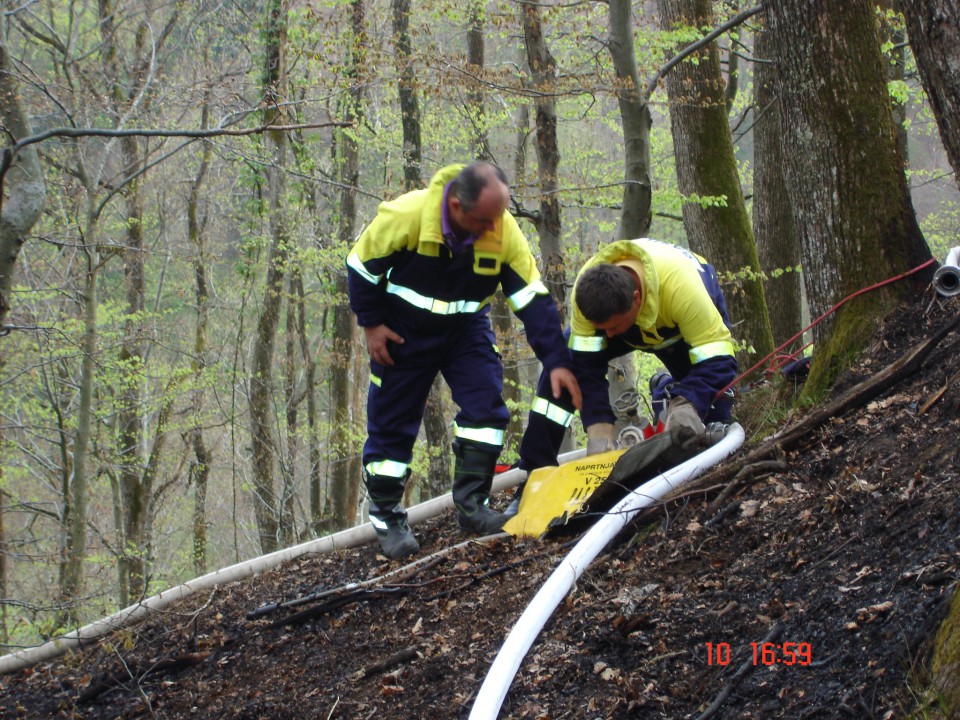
[585,422,617,455]
[549,367,582,410]
[663,398,705,449]
[364,324,404,366]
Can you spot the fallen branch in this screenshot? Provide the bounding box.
[354,645,420,679]
[78,651,212,703]
[706,459,788,513]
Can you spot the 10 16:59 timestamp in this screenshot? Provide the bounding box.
[705,641,812,666]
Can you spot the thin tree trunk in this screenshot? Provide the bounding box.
[281,279,299,545]
[900,0,960,182]
[249,0,291,553]
[393,0,422,184]
[328,0,366,530]
[187,98,213,575]
[607,0,653,239]
[59,206,99,625]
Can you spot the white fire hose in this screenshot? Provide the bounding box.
[0,451,588,675]
[469,423,745,720]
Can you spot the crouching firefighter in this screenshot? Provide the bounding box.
[346,161,581,559]
[510,238,738,513]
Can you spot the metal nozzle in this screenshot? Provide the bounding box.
[934,247,960,298]
[617,421,649,448]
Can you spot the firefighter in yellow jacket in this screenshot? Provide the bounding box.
[514,238,738,495]
[346,161,581,559]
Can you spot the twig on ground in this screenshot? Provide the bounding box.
[354,645,420,679]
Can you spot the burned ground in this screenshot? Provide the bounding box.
[2,295,959,719]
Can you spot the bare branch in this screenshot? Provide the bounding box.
[644,4,763,98]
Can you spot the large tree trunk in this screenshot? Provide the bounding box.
[658,0,774,365]
[607,0,653,239]
[899,4,960,712]
[765,0,933,397]
[248,0,291,553]
[752,15,804,347]
[900,0,960,183]
[328,0,365,530]
[930,586,960,714]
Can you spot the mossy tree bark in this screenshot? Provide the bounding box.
[930,587,960,714]
[657,0,774,366]
[765,0,933,399]
[752,15,804,348]
[900,2,960,712]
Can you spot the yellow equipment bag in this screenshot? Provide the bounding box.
[502,448,626,538]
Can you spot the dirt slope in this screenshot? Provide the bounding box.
[2,296,959,719]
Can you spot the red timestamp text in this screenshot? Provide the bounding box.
[704,641,812,666]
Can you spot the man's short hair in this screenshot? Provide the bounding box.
[449,161,509,212]
[575,264,637,323]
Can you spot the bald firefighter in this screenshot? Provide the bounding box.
[346,161,581,559]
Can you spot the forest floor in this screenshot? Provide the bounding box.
[2,293,959,720]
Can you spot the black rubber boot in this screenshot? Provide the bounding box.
[365,471,420,560]
[452,440,508,535]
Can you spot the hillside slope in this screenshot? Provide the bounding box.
[2,296,958,719]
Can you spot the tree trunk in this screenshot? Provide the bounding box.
[658,0,774,365]
[281,280,299,545]
[878,1,909,160]
[187,99,213,575]
[248,0,291,553]
[607,0,653,239]
[521,0,565,320]
[0,29,46,643]
[900,0,960,183]
[930,586,960,714]
[752,15,804,347]
[392,0,423,186]
[99,0,150,605]
[328,0,366,530]
[59,208,99,625]
[392,0,451,501]
[765,0,933,396]
[467,0,491,161]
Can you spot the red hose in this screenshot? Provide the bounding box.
[716,257,937,398]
